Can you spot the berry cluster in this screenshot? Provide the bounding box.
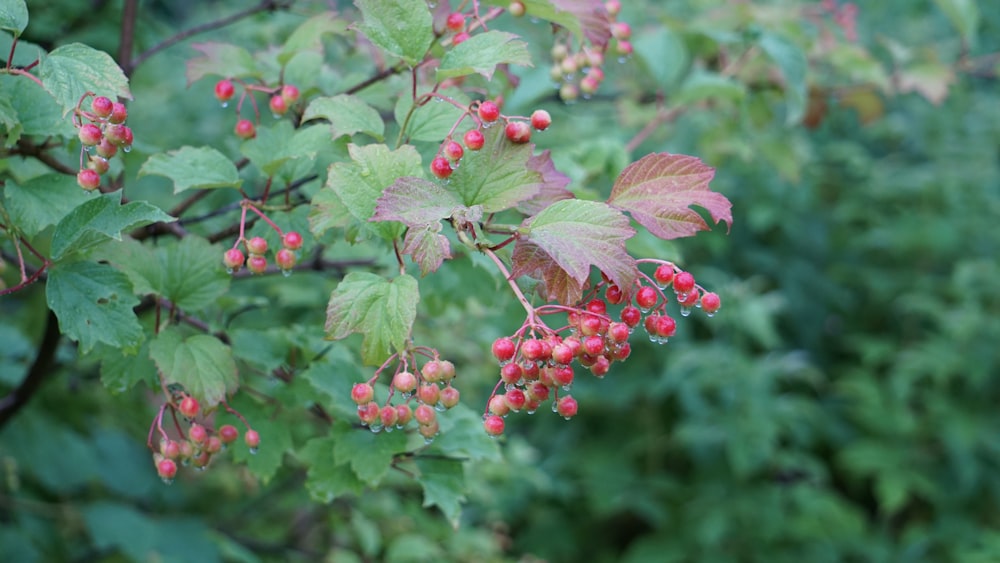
[73,93,134,190]
[149,392,259,484]
[212,79,301,140]
[548,0,631,101]
[428,99,552,180]
[223,202,304,276]
[350,348,459,442]
[482,260,720,436]
[820,0,859,42]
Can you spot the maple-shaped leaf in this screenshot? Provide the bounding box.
[448,126,542,213]
[551,0,612,49]
[401,223,452,276]
[608,153,732,240]
[511,199,636,305]
[517,150,574,215]
[325,272,418,365]
[371,177,463,227]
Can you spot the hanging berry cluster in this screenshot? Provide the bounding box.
[73,92,134,190]
[213,78,301,140]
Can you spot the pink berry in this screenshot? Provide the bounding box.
[219,424,239,444]
[244,429,261,448]
[635,286,658,310]
[612,342,632,361]
[77,169,101,190]
[104,124,131,146]
[556,396,578,418]
[483,414,505,436]
[275,248,296,271]
[91,96,114,118]
[415,404,436,426]
[395,404,413,425]
[443,140,464,161]
[453,31,470,45]
[246,236,268,255]
[530,109,551,131]
[673,271,696,294]
[586,299,607,315]
[611,22,632,40]
[421,360,444,383]
[579,315,603,336]
[247,255,267,274]
[157,458,178,480]
[189,423,208,445]
[88,156,110,175]
[96,138,118,158]
[380,405,398,427]
[701,292,721,314]
[608,322,630,343]
[351,382,375,405]
[445,12,465,32]
[269,94,288,115]
[591,356,611,377]
[280,84,300,104]
[392,371,417,393]
[282,231,303,250]
[78,123,102,145]
[527,381,550,402]
[357,402,379,425]
[509,1,526,17]
[109,103,128,124]
[205,436,223,454]
[160,439,181,460]
[417,383,440,405]
[504,389,527,411]
[223,248,245,271]
[488,395,510,416]
[430,156,453,179]
[605,0,621,16]
[616,40,634,56]
[492,337,516,362]
[504,121,531,144]
[551,343,574,365]
[234,119,256,139]
[179,396,200,419]
[439,386,460,408]
[464,129,485,150]
[439,360,456,381]
[215,80,235,102]
[478,101,500,123]
[419,420,440,439]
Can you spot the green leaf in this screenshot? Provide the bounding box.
[934,0,979,48]
[512,199,636,305]
[299,437,365,502]
[302,94,385,140]
[156,236,231,311]
[92,341,157,394]
[46,260,144,354]
[82,502,220,563]
[371,176,464,227]
[332,422,407,487]
[483,0,611,48]
[634,26,689,89]
[138,146,242,194]
[0,75,75,139]
[222,394,292,484]
[50,191,174,260]
[2,174,91,237]
[437,31,532,80]
[309,188,352,237]
[185,42,259,85]
[759,33,807,125]
[415,457,466,527]
[607,152,732,240]
[675,70,746,105]
[0,0,28,37]
[448,125,542,212]
[394,88,472,142]
[355,0,434,67]
[279,12,349,64]
[0,93,20,146]
[426,404,501,461]
[325,272,418,365]
[326,143,419,240]
[241,121,320,176]
[301,347,365,421]
[148,327,238,407]
[38,43,131,116]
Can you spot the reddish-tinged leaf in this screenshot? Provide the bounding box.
[510,239,588,304]
[551,0,612,49]
[448,126,542,213]
[511,199,636,305]
[608,153,732,240]
[517,150,574,215]
[401,223,452,275]
[371,176,463,227]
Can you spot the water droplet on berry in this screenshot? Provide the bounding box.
[705,312,716,318]
[383,425,393,433]
[639,305,652,314]
[680,307,692,317]
[618,56,630,64]
[527,409,536,415]
[677,292,688,302]
[225,267,234,275]
[483,122,494,129]
[369,423,383,433]
[551,403,559,412]
[424,436,435,444]
[401,391,413,400]
[434,403,446,412]
[530,17,540,24]
[123,146,131,153]
[220,102,229,108]
[434,97,443,103]
[181,458,191,467]
[161,477,174,485]
[563,416,573,420]
[249,447,259,455]
[281,269,292,277]
[427,0,437,7]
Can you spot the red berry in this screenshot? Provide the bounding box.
[464,129,485,150]
[392,370,417,393]
[621,305,641,327]
[439,386,460,408]
[109,103,128,124]
[562,336,583,357]
[679,289,700,308]
[673,271,696,294]
[92,96,114,118]
[701,292,721,314]
[415,404,436,425]
[244,429,261,448]
[527,381,550,402]
[246,236,268,255]
[552,366,574,387]
[521,339,545,362]
[421,360,444,383]
[96,138,118,158]
[612,22,632,40]
[417,383,441,405]
[443,140,464,161]
[488,395,510,416]
[269,94,288,115]
[88,156,109,174]
[551,343,574,365]
[280,84,300,104]
[605,0,622,16]
[78,123,103,146]
[189,423,208,445]
[500,362,523,385]
[612,342,632,361]
[219,424,239,444]
[590,355,610,377]
[483,415,505,436]
[655,315,677,338]
[77,169,101,190]
[586,299,607,315]
[579,315,603,336]
[453,31,471,45]
[358,402,379,425]
[275,248,296,271]
[508,0,526,17]
[616,40,634,56]
[504,389,527,411]
[380,405,398,427]
[215,80,235,102]
[492,337,516,362]
[104,124,133,147]
[282,231,303,250]
[606,284,624,304]
[556,396,578,418]
[654,264,675,285]
[430,156,453,179]
[635,286,658,310]
[478,101,500,123]
[351,382,375,405]
[395,404,413,425]
[179,441,195,459]
[445,12,465,32]
[504,121,532,144]
[583,335,605,356]
[608,322,630,343]
[234,119,256,139]
[521,361,540,381]
[530,109,551,131]
[247,255,267,274]
[205,436,223,454]
[160,439,181,459]
[179,396,200,419]
[157,458,178,481]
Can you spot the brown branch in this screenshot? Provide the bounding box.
[13,138,76,175]
[0,310,61,430]
[118,0,139,71]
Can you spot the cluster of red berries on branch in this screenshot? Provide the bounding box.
[548,0,631,101]
[149,391,258,484]
[223,201,303,276]
[213,78,301,140]
[428,98,552,180]
[482,260,720,437]
[350,348,460,442]
[73,92,134,190]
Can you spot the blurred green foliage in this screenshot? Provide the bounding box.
[2,0,1000,561]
